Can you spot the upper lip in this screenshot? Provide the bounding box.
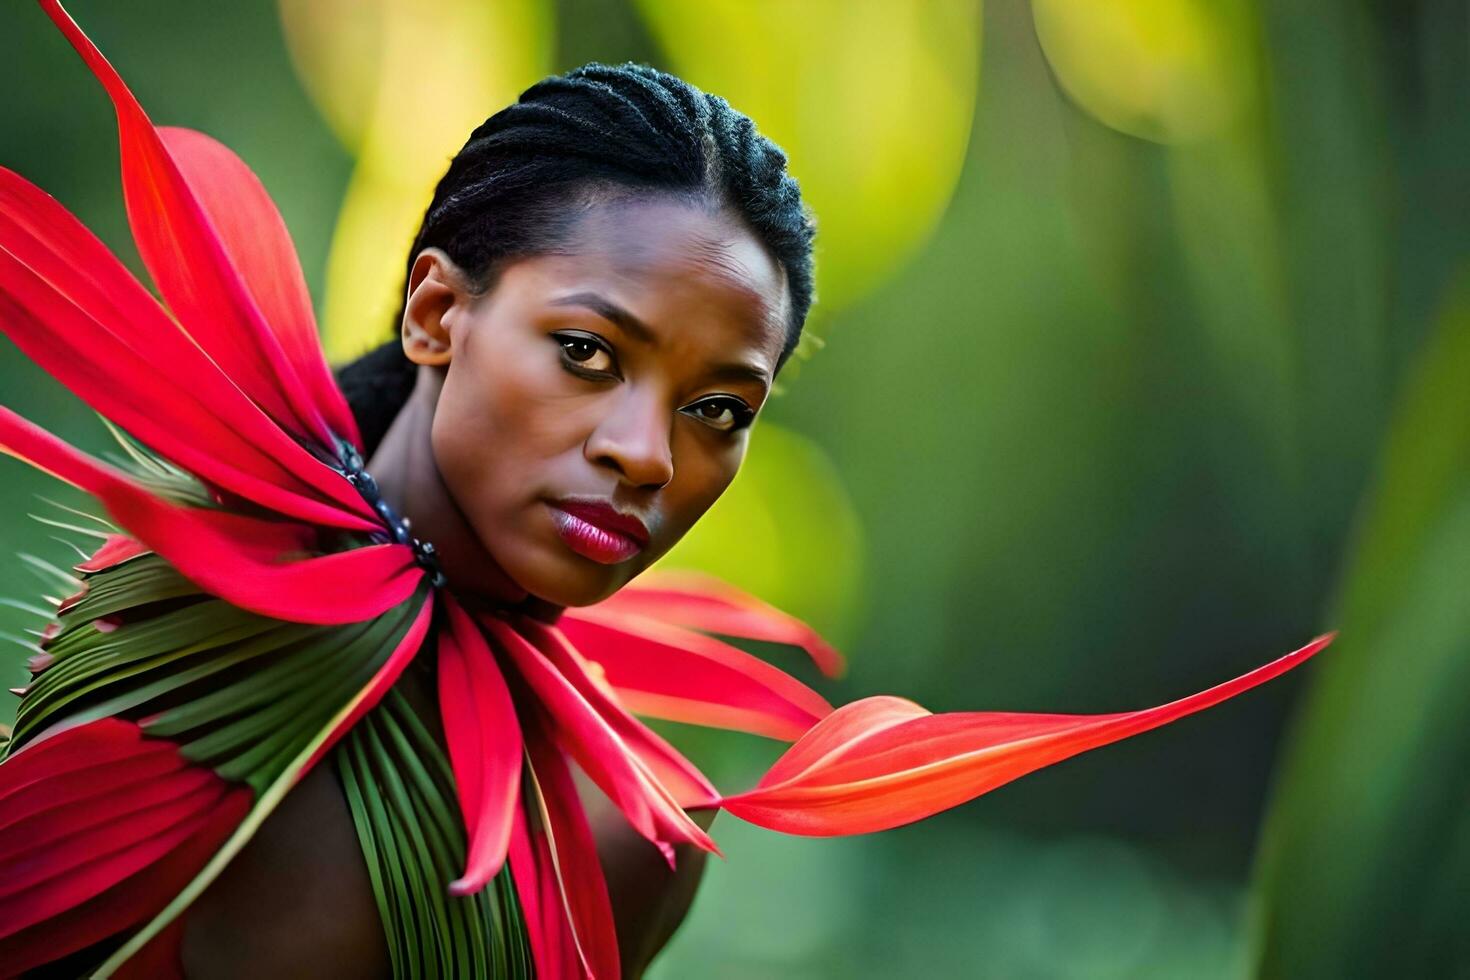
[551,497,652,547]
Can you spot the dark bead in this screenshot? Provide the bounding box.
[391,519,411,545]
[339,444,363,474]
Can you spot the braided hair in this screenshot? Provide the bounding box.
[337,62,817,457]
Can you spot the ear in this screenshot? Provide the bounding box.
[401,248,469,367]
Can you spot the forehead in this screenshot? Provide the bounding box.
[522,197,789,362]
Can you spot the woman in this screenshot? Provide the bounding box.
[0,4,1329,978]
[183,59,813,980]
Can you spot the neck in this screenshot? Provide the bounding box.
[367,367,545,616]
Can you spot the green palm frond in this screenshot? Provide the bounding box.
[12,549,427,795]
[340,690,534,979]
[99,416,216,507]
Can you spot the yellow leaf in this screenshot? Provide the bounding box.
[278,0,554,359]
[634,0,980,319]
[1032,0,1251,144]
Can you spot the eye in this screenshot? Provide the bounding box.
[680,395,756,433]
[553,332,618,377]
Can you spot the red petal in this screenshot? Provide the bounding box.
[438,595,524,895]
[558,608,832,741]
[596,570,844,677]
[509,720,620,980]
[0,718,179,808]
[300,592,436,773]
[0,799,247,977]
[0,166,377,529]
[74,534,150,574]
[0,407,421,624]
[157,127,361,451]
[520,618,717,809]
[483,614,718,858]
[41,1,342,448]
[0,765,218,861]
[722,635,1335,836]
[509,799,581,979]
[0,719,251,965]
[0,781,226,904]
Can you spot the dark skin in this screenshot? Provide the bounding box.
[180,196,791,978]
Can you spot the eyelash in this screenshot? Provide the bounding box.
[550,331,757,433]
[682,395,757,432]
[553,331,619,379]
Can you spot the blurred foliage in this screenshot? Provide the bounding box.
[659,422,863,647]
[279,0,554,360]
[634,0,980,344]
[1250,281,1470,978]
[0,0,1466,976]
[1032,0,1252,144]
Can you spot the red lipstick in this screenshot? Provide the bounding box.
[547,498,649,564]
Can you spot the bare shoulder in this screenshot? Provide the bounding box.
[180,748,712,979]
[578,768,716,979]
[181,763,390,979]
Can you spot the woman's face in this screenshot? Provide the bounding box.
[410,197,790,607]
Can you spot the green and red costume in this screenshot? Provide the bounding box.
[0,4,1329,977]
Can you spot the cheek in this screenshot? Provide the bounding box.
[664,431,746,532]
[429,337,591,510]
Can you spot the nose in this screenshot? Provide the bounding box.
[584,387,675,490]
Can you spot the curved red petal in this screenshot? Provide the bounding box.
[438,595,523,895]
[558,609,832,741]
[0,766,218,862]
[509,720,620,980]
[41,0,342,449]
[0,167,377,529]
[0,407,420,624]
[157,127,361,450]
[73,534,150,574]
[483,614,718,858]
[596,570,845,677]
[509,798,580,979]
[722,635,1335,836]
[520,618,717,809]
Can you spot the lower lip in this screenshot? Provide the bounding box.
[547,505,645,564]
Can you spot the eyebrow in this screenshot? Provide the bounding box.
[550,292,656,345]
[550,290,773,390]
[707,362,772,389]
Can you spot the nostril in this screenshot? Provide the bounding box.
[585,437,674,489]
[583,392,676,488]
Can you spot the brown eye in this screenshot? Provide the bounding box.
[680,395,756,432]
[553,332,617,376]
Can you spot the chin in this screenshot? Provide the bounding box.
[509,546,634,608]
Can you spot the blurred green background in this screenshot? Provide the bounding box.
[1,1,1466,977]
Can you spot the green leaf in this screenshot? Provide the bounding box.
[92,586,434,976]
[1250,282,1470,977]
[338,689,533,979]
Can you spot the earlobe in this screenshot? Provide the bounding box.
[401,249,463,367]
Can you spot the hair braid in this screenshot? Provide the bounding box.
[338,62,816,456]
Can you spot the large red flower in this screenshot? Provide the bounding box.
[0,4,1330,977]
